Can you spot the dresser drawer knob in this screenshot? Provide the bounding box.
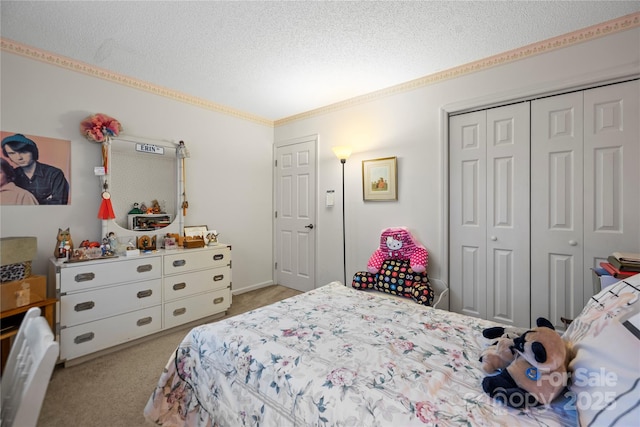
[213,297,225,304]
[213,274,224,281]
[137,264,153,273]
[172,282,186,291]
[74,301,95,311]
[74,332,95,344]
[74,272,95,282]
[213,254,224,261]
[173,307,187,316]
[137,316,153,326]
[172,259,187,267]
[137,289,153,298]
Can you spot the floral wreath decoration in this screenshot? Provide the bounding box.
[80,113,122,220]
[80,113,122,174]
[80,113,122,143]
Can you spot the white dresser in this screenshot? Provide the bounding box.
[49,244,231,364]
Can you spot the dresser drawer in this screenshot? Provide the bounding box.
[60,305,162,360]
[164,246,231,275]
[164,266,230,301]
[60,279,161,327]
[164,287,230,329]
[60,256,162,293]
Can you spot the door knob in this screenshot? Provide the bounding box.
[569,240,578,246]
[305,224,314,229]
[490,236,497,241]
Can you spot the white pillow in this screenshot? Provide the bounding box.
[562,274,640,426]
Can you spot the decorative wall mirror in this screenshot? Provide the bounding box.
[101,136,185,248]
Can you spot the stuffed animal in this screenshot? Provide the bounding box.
[482,318,569,409]
[367,227,428,273]
[479,325,524,373]
[353,227,434,306]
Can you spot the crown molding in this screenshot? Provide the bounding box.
[0,38,274,127]
[2,12,637,128]
[274,12,640,126]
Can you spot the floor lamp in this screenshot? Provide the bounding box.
[332,146,352,286]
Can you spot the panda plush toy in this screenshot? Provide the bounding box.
[481,317,569,409]
[479,325,523,374]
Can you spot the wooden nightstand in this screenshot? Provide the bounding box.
[1,298,57,374]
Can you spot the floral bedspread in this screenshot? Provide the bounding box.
[144,282,576,426]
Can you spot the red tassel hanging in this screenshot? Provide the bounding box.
[98,191,116,219]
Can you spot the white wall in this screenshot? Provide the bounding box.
[2,27,639,297]
[274,28,640,291]
[0,53,274,292]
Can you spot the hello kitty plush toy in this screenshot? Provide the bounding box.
[367,227,428,273]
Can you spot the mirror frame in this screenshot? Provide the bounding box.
[100,136,184,248]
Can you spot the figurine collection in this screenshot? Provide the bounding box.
[55,227,218,262]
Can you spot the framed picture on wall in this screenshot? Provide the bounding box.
[362,156,397,201]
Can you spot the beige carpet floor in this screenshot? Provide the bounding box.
[37,285,302,427]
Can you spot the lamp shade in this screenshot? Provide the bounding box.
[332,146,352,161]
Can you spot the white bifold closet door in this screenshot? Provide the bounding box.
[531,80,640,328]
[449,102,531,328]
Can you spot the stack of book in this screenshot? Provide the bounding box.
[600,252,640,279]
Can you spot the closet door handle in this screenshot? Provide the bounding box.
[490,236,497,241]
[568,240,578,246]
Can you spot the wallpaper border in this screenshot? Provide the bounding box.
[275,12,640,126]
[0,38,273,127]
[2,12,638,128]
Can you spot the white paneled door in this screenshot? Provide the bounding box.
[450,102,531,328]
[451,80,639,330]
[531,91,585,328]
[531,80,640,327]
[275,137,317,292]
[449,110,488,320]
[583,81,640,280]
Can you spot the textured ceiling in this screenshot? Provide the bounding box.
[1,1,639,121]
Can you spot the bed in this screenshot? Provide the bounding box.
[144,276,640,426]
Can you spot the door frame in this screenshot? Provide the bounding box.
[273,134,319,290]
[439,69,639,304]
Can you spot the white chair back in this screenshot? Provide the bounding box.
[1,307,59,427]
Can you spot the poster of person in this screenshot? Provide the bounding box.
[0,131,71,205]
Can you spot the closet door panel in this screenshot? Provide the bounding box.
[486,103,530,327]
[531,92,584,328]
[449,111,487,319]
[584,80,640,304]
[593,148,622,230]
[460,245,482,316]
[492,248,514,320]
